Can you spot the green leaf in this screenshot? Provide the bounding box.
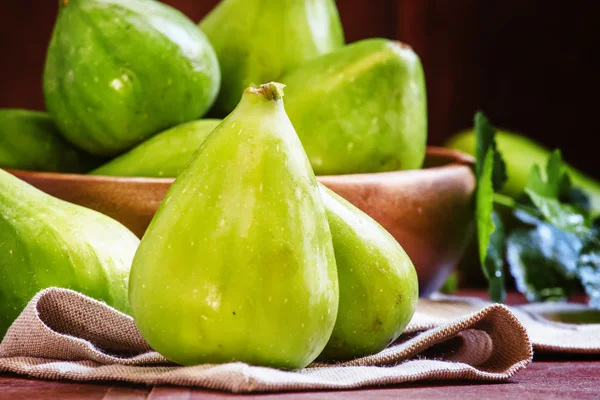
[524,150,591,236]
[561,184,592,215]
[474,112,507,191]
[507,224,580,303]
[484,211,506,302]
[474,112,494,179]
[473,113,507,303]
[592,217,600,236]
[544,150,566,197]
[476,150,506,302]
[526,191,589,236]
[477,149,496,265]
[509,151,595,305]
[471,116,600,309]
[577,237,600,308]
[525,150,569,199]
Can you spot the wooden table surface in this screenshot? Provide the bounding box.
[1,291,599,400]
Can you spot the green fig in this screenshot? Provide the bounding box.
[44,0,221,156]
[280,38,428,175]
[318,185,418,361]
[446,129,600,216]
[90,119,221,177]
[129,83,339,369]
[199,0,344,117]
[0,169,139,337]
[0,109,102,173]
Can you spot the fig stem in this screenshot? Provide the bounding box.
[246,82,286,102]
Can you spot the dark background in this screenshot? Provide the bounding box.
[1,0,598,177]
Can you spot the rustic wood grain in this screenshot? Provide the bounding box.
[1,358,599,399]
[102,386,149,400]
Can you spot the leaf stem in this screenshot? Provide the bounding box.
[492,193,516,209]
[493,193,543,218]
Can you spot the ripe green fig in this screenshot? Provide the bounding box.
[281,38,427,175]
[129,83,339,369]
[90,119,221,177]
[199,0,344,117]
[44,0,221,156]
[446,129,600,216]
[0,169,139,338]
[318,185,418,361]
[0,109,102,173]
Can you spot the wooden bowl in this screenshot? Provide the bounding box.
[6,146,475,297]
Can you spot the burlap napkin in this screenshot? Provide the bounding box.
[0,288,538,392]
[428,293,600,354]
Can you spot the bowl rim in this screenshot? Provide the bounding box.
[423,146,475,167]
[4,146,475,184]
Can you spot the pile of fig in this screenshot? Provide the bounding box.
[0,0,427,368]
